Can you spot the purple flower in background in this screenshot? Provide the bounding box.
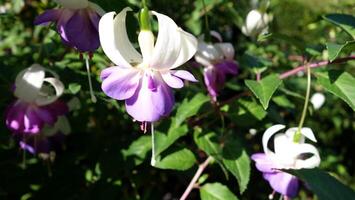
[5,64,66,135]
[194,31,238,101]
[251,125,321,199]
[99,8,198,122]
[34,0,105,52]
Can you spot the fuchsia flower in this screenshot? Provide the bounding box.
[194,32,238,101]
[34,0,105,52]
[99,8,198,122]
[6,64,66,135]
[251,125,321,199]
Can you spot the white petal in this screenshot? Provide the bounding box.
[170,29,198,69]
[197,41,222,62]
[15,64,45,103]
[99,9,142,67]
[215,43,235,60]
[311,93,325,110]
[195,54,212,67]
[35,77,64,106]
[161,71,184,88]
[88,2,105,16]
[150,11,181,69]
[55,0,88,9]
[150,11,197,70]
[285,127,305,143]
[210,30,222,42]
[262,124,286,155]
[293,143,321,169]
[273,134,297,166]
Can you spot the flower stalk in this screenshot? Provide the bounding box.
[294,63,311,143]
[140,1,151,31]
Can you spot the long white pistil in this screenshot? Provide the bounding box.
[150,123,156,166]
[85,57,97,103]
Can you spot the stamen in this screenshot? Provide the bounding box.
[150,123,156,166]
[268,191,275,200]
[79,53,84,60]
[85,56,97,103]
[140,122,147,133]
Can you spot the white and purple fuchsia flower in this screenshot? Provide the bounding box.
[251,125,321,199]
[5,64,69,156]
[194,32,238,102]
[34,0,105,53]
[99,8,198,123]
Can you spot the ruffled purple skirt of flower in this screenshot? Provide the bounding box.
[34,8,100,52]
[251,153,299,198]
[5,100,68,134]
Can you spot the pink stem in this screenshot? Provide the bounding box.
[256,73,261,82]
[179,157,213,200]
[279,56,355,79]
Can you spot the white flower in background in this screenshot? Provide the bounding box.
[310,92,325,110]
[241,9,271,38]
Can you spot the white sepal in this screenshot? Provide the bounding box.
[262,124,286,156]
[99,9,142,67]
[15,64,45,103]
[35,77,64,106]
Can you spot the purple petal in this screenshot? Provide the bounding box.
[34,9,61,25]
[6,101,26,133]
[88,9,100,31]
[251,153,280,173]
[44,100,69,116]
[101,66,141,100]
[171,70,198,82]
[203,67,218,100]
[125,73,174,122]
[63,9,100,52]
[215,60,238,75]
[24,107,43,134]
[34,107,56,125]
[263,172,299,198]
[161,72,184,89]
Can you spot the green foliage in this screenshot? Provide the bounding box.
[245,75,283,110]
[317,70,355,111]
[327,41,355,62]
[323,14,355,38]
[289,168,355,200]
[200,183,239,200]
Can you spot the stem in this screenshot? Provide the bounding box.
[294,63,311,142]
[201,0,211,42]
[279,55,355,79]
[150,123,156,166]
[179,156,213,200]
[85,57,97,103]
[140,0,151,31]
[256,72,261,82]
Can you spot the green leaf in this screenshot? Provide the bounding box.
[240,53,272,74]
[323,14,355,38]
[193,129,221,158]
[154,148,196,171]
[327,41,355,62]
[237,99,267,120]
[200,183,239,200]
[68,83,81,94]
[173,93,210,127]
[288,168,355,200]
[121,136,151,166]
[245,74,282,110]
[272,95,295,109]
[222,137,251,194]
[155,93,209,156]
[317,70,355,111]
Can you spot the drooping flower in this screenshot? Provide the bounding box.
[5,64,66,135]
[251,125,321,199]
[241,9,271,38]
[310,92,325,110]
[34,0,105,52]
[194,31,238,101]
[99,8,198,122]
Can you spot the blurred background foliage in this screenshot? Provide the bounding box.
[0,0,354,199]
